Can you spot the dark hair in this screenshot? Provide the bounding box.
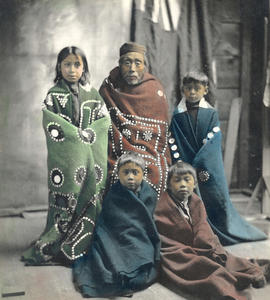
[117,151,145,172]
[54,46,90,85]
[182,70,208,87]
[167,161,197,185]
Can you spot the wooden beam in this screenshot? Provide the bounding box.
[262,108,270,214]
[238,0,253,188]
[224,97,242,187]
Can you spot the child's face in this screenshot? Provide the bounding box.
[60,54,84,83]
[183,81,208,103]
[118,162,143,192]
[169,172,195,201]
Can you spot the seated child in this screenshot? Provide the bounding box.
[169,70,266,245]
[155,161,270,300]
[73,151,160,297]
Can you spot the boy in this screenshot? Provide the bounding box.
[73,151,160,298]
[169,70,266,245]
[155,161,270,300]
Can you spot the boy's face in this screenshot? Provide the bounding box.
[118,162,143,192]
[169,173,195,201]
[183,81,208,103]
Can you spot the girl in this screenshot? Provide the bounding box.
[22,46,111,265]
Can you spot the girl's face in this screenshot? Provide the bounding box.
[60,54,84,83]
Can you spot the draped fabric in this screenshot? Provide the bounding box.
[21,82,111,264]
[73,180,160,297]
[131,0,179,115]
[169,98,267,245]
[155,191,265,300]
[177,0,216,106]
[99,67,171,197]
[131,0,216,114]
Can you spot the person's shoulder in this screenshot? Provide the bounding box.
[100,67,119,90]
[144,72,164,88]
[80,84,106,104]
[199,98,215,110]
[110,180,124,192]
[190,192,203,204]
[141,179,157,195]
[199,99,219,118]
[47,80,67,94]
[189,192,206,210]
[44,82,67,108]
[103,181,123,201]
[141,179,151,188]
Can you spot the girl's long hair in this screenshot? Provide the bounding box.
[54,46,90,85]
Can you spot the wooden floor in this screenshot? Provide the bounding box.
[1,196,270,300]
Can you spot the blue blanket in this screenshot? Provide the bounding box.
[170,102,267,245]
[73,180,160,297]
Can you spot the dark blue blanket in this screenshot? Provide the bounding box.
[170,106,267,245]
[72,180,160,297]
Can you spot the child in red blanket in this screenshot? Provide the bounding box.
[155,161,270,300]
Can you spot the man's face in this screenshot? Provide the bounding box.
[168,173,195,201]
[182,81,208,103]
[119,52,145,86]
[118,162,143,192]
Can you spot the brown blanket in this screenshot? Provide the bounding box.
[100,67,171,196]
[155,191,264,300]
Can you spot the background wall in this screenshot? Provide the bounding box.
[0,0,132,214]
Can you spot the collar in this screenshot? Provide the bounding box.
[174,97,212,114]
[170,192,189,207]
[134,184,142,195]
[61,79,92,93]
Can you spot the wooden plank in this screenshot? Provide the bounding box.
[262,15,270,215]
[215,89,239,120]
[2,286,25,297]
[245,177,264,214]
[262,108,270,214]
[216,56,240,88]
[238,0,253,188]
[224,97,242,187]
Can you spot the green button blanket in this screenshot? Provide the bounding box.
[22,83,110,265]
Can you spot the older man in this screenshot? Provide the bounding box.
[100,42,171,197]
[72,42,171,298]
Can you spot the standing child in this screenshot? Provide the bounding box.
[22,46,111,265]
[169,70,266,245]
[73,151,160,298]
[155,161,270,300]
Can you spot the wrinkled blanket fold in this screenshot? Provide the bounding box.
[73,180,160,297]
[22,109,110,264]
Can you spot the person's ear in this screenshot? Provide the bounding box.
[204,86,209,95]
